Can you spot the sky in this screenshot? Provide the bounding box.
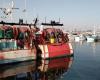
[0,0,100,31]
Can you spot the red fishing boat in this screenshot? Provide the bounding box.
[36,21,73,59]
[0,21,37,64]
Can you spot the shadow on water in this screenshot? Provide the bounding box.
[0,56,73,80]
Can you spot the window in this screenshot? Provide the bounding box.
[18,32,24,40]
[5,28,14,39]
[0,29,4,39]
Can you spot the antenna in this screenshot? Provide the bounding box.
[93,25,96,35]
[11,1,14,8]
[22,0,27,23]
[45,17,46,23]
[59,18,60,23]
[34,16,39,28]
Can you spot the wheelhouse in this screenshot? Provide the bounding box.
[35,21,69,45]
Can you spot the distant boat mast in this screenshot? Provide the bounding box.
[93,25,96,35]
[22,0,27,23]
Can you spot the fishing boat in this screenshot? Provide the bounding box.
[86,26,98,42]
[74,34,86,42]
[86,34,98,42]
[0,21,37,64]
[35,21,73,59]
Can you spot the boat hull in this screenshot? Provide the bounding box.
[0,49,36,64]
[39,42,73,59]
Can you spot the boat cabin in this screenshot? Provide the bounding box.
[35,21,69,44]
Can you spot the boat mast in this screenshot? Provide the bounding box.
[25,0,27,23]
[93,25,96,35]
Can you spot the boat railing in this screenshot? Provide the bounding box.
[0,24,36,51]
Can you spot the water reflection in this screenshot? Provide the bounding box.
[0,57,73,80]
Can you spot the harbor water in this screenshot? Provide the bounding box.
[60,42,100,80]
[0,42,100,80]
